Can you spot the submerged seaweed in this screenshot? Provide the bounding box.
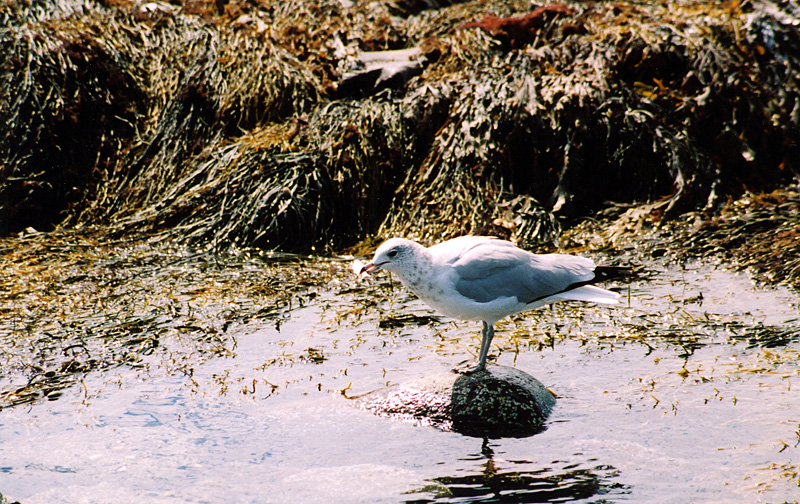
[0,230,330,410]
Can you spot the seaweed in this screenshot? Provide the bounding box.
[1,0,799,253]
[0,18,145,233]
[381,0,799,244]
[667,188,800,290]
[0,229,332,410]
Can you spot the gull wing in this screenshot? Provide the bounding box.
[450,240,597,304]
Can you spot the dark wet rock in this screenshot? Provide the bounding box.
[0,491,20,504]
[351,366,556,438]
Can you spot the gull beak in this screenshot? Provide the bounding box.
[360,261,378,276]
[352,259,379,279]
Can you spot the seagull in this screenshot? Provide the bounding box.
[359,236,623,374]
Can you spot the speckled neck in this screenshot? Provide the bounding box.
[397,245,433,295]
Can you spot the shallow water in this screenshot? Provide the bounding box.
[1,257,799,503]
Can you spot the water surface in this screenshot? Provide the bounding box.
[1,258,798,503]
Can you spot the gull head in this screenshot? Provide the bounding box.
[359,238,421,277]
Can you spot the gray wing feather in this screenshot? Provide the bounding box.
[452,242,596,304]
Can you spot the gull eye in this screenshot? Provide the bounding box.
[387,249,398,258]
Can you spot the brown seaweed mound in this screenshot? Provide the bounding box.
[1,0,798,251]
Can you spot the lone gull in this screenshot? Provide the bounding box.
[359,236,623,374]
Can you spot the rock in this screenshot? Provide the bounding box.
[0,491,20,504]
[351,365,556,438]
[338,48,426,98]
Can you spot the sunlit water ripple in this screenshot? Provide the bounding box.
[1,260,798,503]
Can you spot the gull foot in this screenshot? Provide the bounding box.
[452,362,487,375]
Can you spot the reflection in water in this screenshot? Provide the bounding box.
[408,439,625,503]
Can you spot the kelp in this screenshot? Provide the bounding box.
[1,0,799,252]
[0,0,93,26]
[0,6,145,233]
[569,185,800,290]
[99,95,412,252]
[83,12,322,228]
[671,188,800,290]
[1,1,320,235]
[381,0,800,243]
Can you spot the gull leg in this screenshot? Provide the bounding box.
[475,322,494,370]
[454,321,495,374]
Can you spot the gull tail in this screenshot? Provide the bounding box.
[550,284,621,304]
[593,265,633,283]
[539,265,633,305]
[556,264,633,304]
[527,263,632,307]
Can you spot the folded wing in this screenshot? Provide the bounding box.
[450,240,605,305]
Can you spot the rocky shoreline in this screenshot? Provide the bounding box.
[2,0,798,253]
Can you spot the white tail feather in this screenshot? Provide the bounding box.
[549,285,620,304]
